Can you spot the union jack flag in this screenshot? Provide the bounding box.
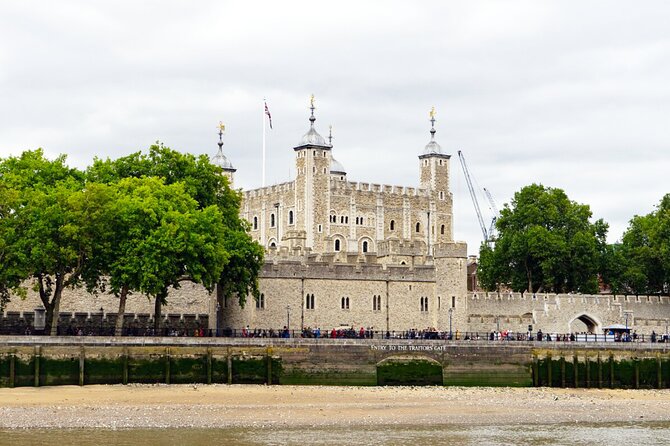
[264,101,273,129]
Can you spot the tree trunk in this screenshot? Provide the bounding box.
[48,286,63,336]
[153,297,162,333]
[115,285,129,336]
[216,282,225,336]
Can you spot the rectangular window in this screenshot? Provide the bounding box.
[452,296,456,308]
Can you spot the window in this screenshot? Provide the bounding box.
[440,224,445,235]
[270,213,276,228]
[415,222,421,233]
[341,297,350,310]
[318,224,322,233]
[340,216,345,224]
[439,191,444,200]
[305,293,315,310]
[313,150,316,156]
[345,216,349,224]
[362,240,368,253]
[420,296,429,312]
[334,239,341,252]
[288,210,294,225]
[452,296,456,308]
[438,296,441,310]
[253,216,258,230]
[256,293,265,309]
[390,220,395,231]
[372,295,382,311]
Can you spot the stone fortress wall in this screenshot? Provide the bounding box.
[4,279,670,336]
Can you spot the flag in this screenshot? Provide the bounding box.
[264,101,273,129]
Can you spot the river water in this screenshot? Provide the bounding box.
[2,423,669,446]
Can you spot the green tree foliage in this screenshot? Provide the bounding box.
[478,184,605,294]
[0,150,89,334]
[617,194,670,294]
[88,143,263,325]
[82,178,228,335]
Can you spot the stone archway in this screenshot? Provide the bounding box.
[568,313,600,334]
[376,356,443,386]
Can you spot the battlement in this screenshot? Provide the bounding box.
[261,258,436,282]
[330,179,430,197]
[244,181,295,199]
[469,292,670,305]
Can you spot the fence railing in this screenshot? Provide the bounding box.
[1,325,669,343]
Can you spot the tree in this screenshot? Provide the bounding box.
[617,194,670,294]
[88,143,263,326]
[478,184,606,294]
[0,150,90,334]
[78,177,228,335]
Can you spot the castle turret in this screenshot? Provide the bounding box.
[293,95,332,252]
[419,108,453,243]
[211,121,236,186]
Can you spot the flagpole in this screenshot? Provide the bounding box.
[262,99,266,187]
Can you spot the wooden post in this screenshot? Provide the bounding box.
[597,353,603,388]
[122,347,129,385]
[206,348,212,385]
[634,360,640,389]
[609,354,615,388]
[573,355,579,388]
[585,356,590,388]
[79,347,85,386]
[34,346,40,387]
[657,354,663,389]
[9,353,15,388]
[165,347,171,385]
[560,356,565,388]
[266,347,273,385]
[227,348,232,385]
[532,355,538,387]
[546,354,552,387]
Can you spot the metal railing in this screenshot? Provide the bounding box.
[1,325,669,343]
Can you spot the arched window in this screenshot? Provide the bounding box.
[362,241,368,253]
[334,239,341,252]
[416,222,421,233]
[390,220,395,231]
[288,210,294,225]
[440,224,445,235]
[253,216,258,230]
[341,297,350,310]
[372,295,382,311]
[305,293,315,310]
[256,293,265,309]
[269,241,276,248]
[270,213,276,228]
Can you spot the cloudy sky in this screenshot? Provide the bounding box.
[1,1,668,254]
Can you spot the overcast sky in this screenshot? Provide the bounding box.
[1,1,668,255]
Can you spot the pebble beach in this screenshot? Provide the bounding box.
[0,385,669,429]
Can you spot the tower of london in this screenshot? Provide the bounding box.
[212,99,468,332]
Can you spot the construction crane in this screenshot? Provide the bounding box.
[457,150,490,245]
[483,187,499,241]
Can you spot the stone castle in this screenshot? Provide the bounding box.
[212,100,468,332]
[3,99,670,337]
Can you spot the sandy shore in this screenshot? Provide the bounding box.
[0,385,669,429]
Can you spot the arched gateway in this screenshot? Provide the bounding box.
[568,313,601,334]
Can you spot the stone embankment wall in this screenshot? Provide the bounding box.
[0,337,669,388]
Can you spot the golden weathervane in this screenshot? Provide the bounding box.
[429,107,436,119]
[218,121,225,133]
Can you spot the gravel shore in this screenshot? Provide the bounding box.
[0,384,669,429]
